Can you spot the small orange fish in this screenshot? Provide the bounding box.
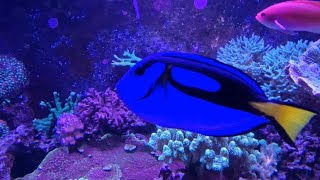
[256,0,320,35]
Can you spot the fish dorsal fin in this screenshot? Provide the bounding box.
[153,52,264,95]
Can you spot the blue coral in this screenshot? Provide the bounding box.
[147,127,280,178]
[0,55,29,100]
[32,92,81,135]
[217,35,310,102]
[261,40,310,101]
[217,34,271,76]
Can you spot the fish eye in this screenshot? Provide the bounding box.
[261,13,266,17]
[135,68,145,76]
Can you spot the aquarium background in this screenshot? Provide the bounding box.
[0,0,319,179]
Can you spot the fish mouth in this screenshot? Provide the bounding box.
[255,14,259,21]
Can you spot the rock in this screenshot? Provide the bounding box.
[124,144,137,153]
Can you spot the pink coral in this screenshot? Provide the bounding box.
[56,113,84,146]
[75,88,149,137]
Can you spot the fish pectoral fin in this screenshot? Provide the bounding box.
[274,19,287,30]
[274,19,298,35]
[249,101,317,146]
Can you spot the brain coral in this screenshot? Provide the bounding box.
[0,55,29,100]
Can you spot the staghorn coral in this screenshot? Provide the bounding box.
[75,88,148,137]
[56,113,84,146]
[32,92,81,135]
[112,50,142,67]
[0,55,29,101]
[286,40,320,97]
[148,127,281,179]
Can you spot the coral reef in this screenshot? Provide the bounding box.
[261,40,310,102]
[258,117,320,179]
[17,135,183,180]
[280,119,320,179]
[75,88,150,137]
[56,113,84,146]
[0,94,34,128]
[0,125,36,179]
[0,55,29,101]
[217,35,310,102]
[32,92,81,135]
[286,40,320,96]
[217,34,271,76]
[148,128,281,179]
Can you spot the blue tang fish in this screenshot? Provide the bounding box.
[116,52,317,146]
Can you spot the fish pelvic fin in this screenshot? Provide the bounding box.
[249,101,317,146]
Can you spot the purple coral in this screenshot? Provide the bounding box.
[286,60,320,96]
[286,39,320,97]
[56,113,84,146]
[75,88,149,137]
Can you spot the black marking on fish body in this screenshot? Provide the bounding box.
[167,66,265,114]
[138,65,172,100]
[135,53,268,114]
[137,54,265,98]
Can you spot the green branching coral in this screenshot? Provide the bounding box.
[147,128,281,178]
[112,50,142,67]
[32,92,81,135]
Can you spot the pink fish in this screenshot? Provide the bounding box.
[256,0,320,35]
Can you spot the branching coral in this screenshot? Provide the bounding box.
[0,55,29,101]
[217,35,310,102]
[32,92,81,135]
[148,127,281,179]
[217,34,271,76]
[260,40,310,101]
[75,88,148,137]
[112,50,142,67]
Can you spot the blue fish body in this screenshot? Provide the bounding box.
[116,52,316,144]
